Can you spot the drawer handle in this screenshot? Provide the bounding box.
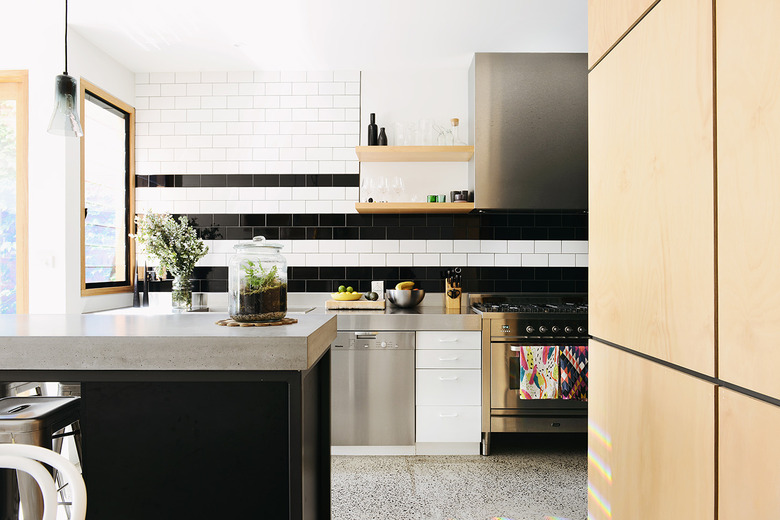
[437,356,460,361]
[438,413,459,418]
[437,338,459,343]
[438,376,459,381]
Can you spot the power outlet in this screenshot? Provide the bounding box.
[371,281,384,298]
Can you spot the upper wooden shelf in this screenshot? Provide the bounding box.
[355,202,474,214]
[355,145,474,162]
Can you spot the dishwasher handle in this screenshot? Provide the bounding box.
[354,332,377,340]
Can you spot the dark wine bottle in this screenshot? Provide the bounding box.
[378,127,388,146]
[368,113,378,146]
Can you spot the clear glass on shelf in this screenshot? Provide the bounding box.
[376,177,390,202]
[391,176,406,202]
[360,176,376,202]
[450,118,466,145]
[228,236,288,322]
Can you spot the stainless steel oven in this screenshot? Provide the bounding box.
[471,294,589,455]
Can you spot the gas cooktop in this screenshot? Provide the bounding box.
[469,293,588,318]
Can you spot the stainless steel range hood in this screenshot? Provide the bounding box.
[468,53,588,210]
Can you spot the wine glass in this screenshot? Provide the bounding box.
[360,176,376,202]
[376,177,389,202]
[391,176,405,202]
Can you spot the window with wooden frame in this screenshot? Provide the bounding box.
[80,79,135,296]
[0,70,29,313]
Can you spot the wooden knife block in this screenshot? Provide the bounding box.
[445,280,462,309]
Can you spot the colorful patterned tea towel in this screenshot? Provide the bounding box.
[560,345,588,401]
[516,346,559,399]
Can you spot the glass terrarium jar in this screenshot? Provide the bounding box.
[228,236,288,322]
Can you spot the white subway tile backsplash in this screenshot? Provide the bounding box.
[332,253,359,266]
[136,135,161,149]
[150,97,175,110]
[186,161,213,173]
[306,148,332,161]
[576,254,589,267]
[213,83,239,96]
[160,109,187,123]
[136,110,161,123]
[481,240,508,253]
[348,240,371,253]
[548,254,576,267]
[238,83,265,96]
[212,109,239,122]
[148,122,176,136]
[292,161,318,174]
[214,161,239,174]
[265,134,292,148]
[292,240,319,253]
[160,135,187,148]
[306,254,333,267]
[237,188,265,201]
[280,148,306,160]
[186,109,214,122]
[186,187,211,200]
[200,148,226,161]
[508,241,535,253]
[318,108,346,121]
[148,149,173,162]
[253,96,280,109]
[186,135,213,148]
[494,253,522,267]
[253,122,281,136]
[266,187,292,200]
[161,161,187,174]
[227,122,253,134]
[427,240,453,253]
[373,240,400,253]
[228,71,254,83]
[360,254,386,267]
[306,96,333,108]
[136,84,161,97]
[467,254,495,267]
[135,122,149,135]
[150,72,174,83]
[440,254,468,266]
[213,135,239,148]
[253,200,279,213]
[333,122,360,134]
[202,71,227,83]
[266,83,292,96]
[521,254,549,267]
[319,187,346,200]
[292,135,318,148]
[292,108,318,121]
[280,96,308,109]
[174,122,201,135]
[292,83,318,96]
[562,240,589,254]
[238,134,265,148]
[212,188,239,201]
[136,149,149,162]
[345,187,359,200]
[453,240,481,253]
[292,187,318,200]
[284,253,306,267]
[136,161,161,174]
[135,73,150,84]
[333,95,360,108]
[535,241,562,254]
[174,148,200,162]
[238,108,264,122]
[279,200,306,213]
[414,254,440,266]
[201,96,228,109]
[387,253,414,265]
[280,122,307,134]
[319,240,346,254]
[172,200,199,213]
[319,82,345,95]
[175,72,200,83]
[400,240,426,253]
[307,71,334,82]
[265,109,292,122]
[265,161,291,174]
[307,122,333,134]
[345,82,360,95]
[306,200,333,213]
[333,200,357,213]
[227,96,253,109]
[186,84,212,96]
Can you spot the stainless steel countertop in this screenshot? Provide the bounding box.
[309,304,483,331]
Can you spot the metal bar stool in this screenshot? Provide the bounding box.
[0,396,82,520]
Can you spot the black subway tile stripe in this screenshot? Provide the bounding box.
[280,174,305,187]
[212,214,239,227]
[200,175,227,187]
[267,214,292,226]
[240,214,266,226]
[252,227,279,239]
[333,227,358,240]
[332,174,359,187]
[253,174,280,187]
[360,227,385,240]
[319,214,345,227]
[225,227,253,240]
[138,173,360,189]
[293,214,318,227]
[346,214,372,227]
[307,227,332,240]
[226,174,253,187]
[387,226,414,240]
[280,227,305,240]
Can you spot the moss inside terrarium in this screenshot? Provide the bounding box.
[231,261,288,322]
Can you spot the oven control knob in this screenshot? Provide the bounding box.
[538,325,548,334]
[577,326,587,335]
[551,325,561,334]
[380,341,387,348]
[525,325,535,334]
[564,326,573,334]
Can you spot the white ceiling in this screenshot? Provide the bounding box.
[69,0,587,72]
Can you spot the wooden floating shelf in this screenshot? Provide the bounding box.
[355,145,474,162]
[355,202,474,214]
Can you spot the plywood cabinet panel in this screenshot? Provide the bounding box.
[717,0,780,399]
[588,0,657,69]
[588,0,715,375]
[719,389,780,518]
[588,340,715,519]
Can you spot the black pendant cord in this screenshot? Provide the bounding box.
[64,0,69,75]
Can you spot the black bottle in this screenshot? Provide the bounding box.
[378,127,388,146]
[132,270,141,307]
[368,113,378,146]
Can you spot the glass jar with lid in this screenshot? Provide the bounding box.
[228,236,288,322]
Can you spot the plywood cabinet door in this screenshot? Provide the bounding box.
[589,0,715,375]
[588,0,657,68]
[588,340,715,520]
[719,389,780,517]
[717,0,780,400]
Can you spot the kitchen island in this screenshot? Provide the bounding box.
[0,313,336,520]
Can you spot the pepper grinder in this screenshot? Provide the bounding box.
[367,113,378,146]
[142,263,150,307]
[132,267,141,308]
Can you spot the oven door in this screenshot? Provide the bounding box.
[490,341,587,410]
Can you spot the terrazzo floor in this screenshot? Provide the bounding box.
[331,433,587,520]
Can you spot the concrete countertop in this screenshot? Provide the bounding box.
[0,313,336,371]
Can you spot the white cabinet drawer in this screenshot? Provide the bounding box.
[416,369,481,406]
[416,331,481,350]
[416,405,481,443]
[416,349,481,369]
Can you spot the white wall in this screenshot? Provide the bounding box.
[1,0,135,313]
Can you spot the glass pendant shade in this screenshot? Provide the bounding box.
[47,74,83,137]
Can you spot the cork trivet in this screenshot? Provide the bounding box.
[215,317,299,327]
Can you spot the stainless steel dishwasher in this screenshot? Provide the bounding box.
[331,331,415,447]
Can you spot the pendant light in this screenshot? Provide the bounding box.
[47,0,83,137]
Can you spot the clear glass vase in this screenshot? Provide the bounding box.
[171,272,193,312]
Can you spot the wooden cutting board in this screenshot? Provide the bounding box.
[326,299,386,310]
